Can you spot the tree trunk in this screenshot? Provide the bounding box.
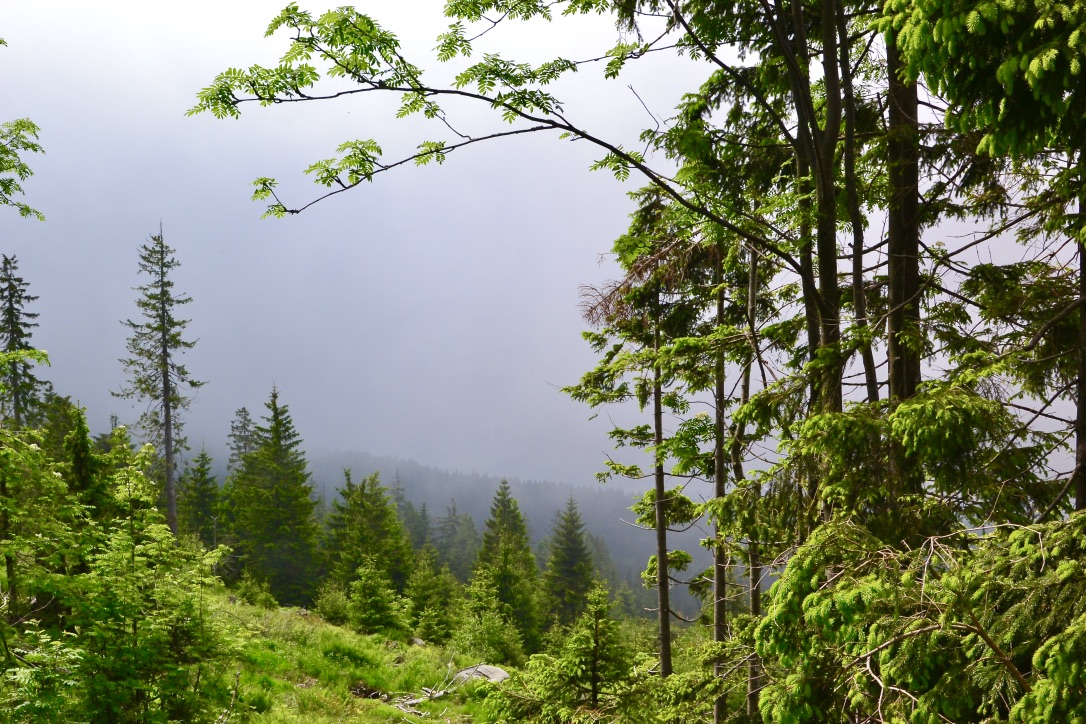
[712,241,728,723]
[653,325,673,677]
[162,307,177,537]
[736,253,760,717]
[1,469,14,619]
[840,12,879,403]
[886,40,921,403]
[1076,196,1086,511]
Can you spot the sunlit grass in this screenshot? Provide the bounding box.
[205,588,487,722]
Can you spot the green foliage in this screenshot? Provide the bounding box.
[452,570,526,667]
[224,387,320,605]
[347,558,407,637]
[404,546,460,644]
[236,571,279,610]
[313,579,351,626]
[434,498,480,582]
[323,470,413,592]
[178,448,220,548]
[0,114,45,221]
[487,582,637,722]
[476,479,543,653]
[0,256,49,428]
[1,430,232,723]
[542,497,594,628]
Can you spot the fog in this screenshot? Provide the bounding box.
[1,1,707,487]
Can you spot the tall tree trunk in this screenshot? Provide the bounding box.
[815,0,844,416]
[735,252,760,717]
[1076,197,1086,512]
[840,13,879,403]
[162,319,177,537]
[886,40,921,403]
[712,241,728,723]
[653,325,673,677]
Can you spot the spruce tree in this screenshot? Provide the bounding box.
[404,544,460,644]
[0,255,47,427]
[226,406,257,473]
[323,470,412,591]
[435,499,480,583]
[225,387,318,605]
[542,497,594,628]
[113,229,203,536]
[178,449,219,548]
[476,479,542,653]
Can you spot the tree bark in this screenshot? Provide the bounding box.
[712,241,728,723]
[653,324,672,677]
[1076,196,1086,511]
[886,40,921,403]
[840,11,879,403]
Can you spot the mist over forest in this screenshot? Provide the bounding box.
[4,0,1086,722]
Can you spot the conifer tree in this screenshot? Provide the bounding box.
[435,499,480,583]
[323,470,412,591]
[543,497,594,628]
[226,406,257,473]
[404,544,460,644]
[391,482,432,550]
[113,229,204,536]
[225,387,318,605]
[178,449,219,548]
[0,255,48,427]
[476,479,542,653]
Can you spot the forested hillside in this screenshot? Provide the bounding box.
[4,0,1086,721]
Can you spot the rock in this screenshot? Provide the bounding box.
[452,664,510,685]
[409,637,426,647]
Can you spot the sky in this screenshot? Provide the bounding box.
[1,1,706,486]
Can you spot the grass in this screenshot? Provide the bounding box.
[206,589,491,722]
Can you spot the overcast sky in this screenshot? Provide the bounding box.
[1,1,705,486]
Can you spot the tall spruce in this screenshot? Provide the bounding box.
[542,496,594,628]
[323,470,412,591]
[113,228,203,536]
[476,479,542,653]
[0,255,47,427]
[226,406,257,473]
[178,449,219,548]
[225,387,318,605]
[434,499,480,583]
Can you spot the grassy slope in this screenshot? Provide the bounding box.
[209,590,488,723]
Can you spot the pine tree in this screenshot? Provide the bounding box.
[435,499,480,583]
[543,497,594,628]
[323,470,412,591]
[392,483,432,550]
[0,255,48,427]
[404,544,460,644]
[476,479,542,653]
[225,387,318,605]
[113,229,204,536]
[226,406,257,473]
[178,449,219,548]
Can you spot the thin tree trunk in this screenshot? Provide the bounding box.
[1,469,14,619]
[712,241,728,724]
[839,12,879,403]
[1076,196,1086,511]
[653,323,673,678]
[736,253,760,718]
[162,294,178,537]
[816,0,844,416]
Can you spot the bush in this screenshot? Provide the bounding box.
[314,580,351,625]
[236,572,278,609]
[347,558,407,636]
